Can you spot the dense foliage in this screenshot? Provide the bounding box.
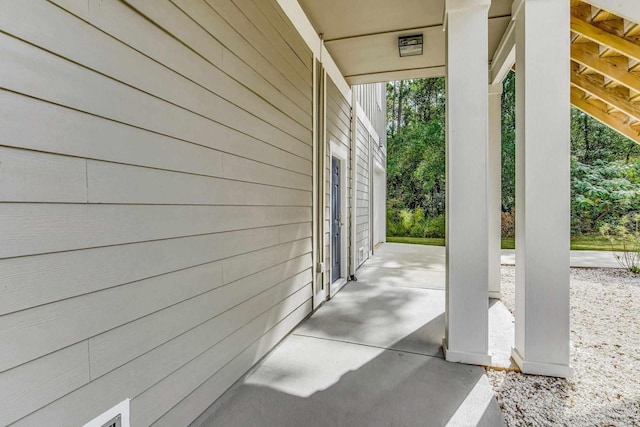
[386,71,640,239]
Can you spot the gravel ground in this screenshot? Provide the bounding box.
[487,266,640,426]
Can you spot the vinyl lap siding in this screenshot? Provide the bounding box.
[355,119,371,265]
[0,1,312,426]
[354,83,387,147]
[353,83,387,264]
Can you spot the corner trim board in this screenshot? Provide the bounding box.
[276,0,352,103]
[355,102,380,144]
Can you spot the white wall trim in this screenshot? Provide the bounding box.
[330,138,349,161]
[350,90,358,277]
[276,0,352,103]
[374,156,385,173]
[373,164,386,246]
[355,101,380,145]
[329,139,349,297]
[331,277,348,296]
[83,399,130,427]
[275,0,321,57]
[311,58,326,309]
[322,45,352,102]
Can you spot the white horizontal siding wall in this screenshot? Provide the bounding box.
[0,0,313,426]
[353,83,387,265]
[355,119,371,265]
[354,83,387,147]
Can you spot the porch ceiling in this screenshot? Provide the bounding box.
[571,0,640,144]
[297,0,513,84]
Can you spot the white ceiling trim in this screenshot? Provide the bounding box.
[347,66,446,85]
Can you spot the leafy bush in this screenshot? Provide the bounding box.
[386,200,404,236]
[600,214,640,273]
[409,208,427,237]
[425,216,445,238]
[572,159,640,234]
[386,206,445,238]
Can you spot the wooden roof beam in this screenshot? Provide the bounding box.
[571,43,640,93]
[570,70,640,121]
[571,15,640,61]
[571,88,640,143]
[581,0,640,25]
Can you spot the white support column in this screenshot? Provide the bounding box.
[512,0,573,378]
[488,83,502,299]
[443,0,491,366]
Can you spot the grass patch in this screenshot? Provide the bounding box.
[387,234,626,251]
[387,236,445,246]
[502,238,515,249]
[570,235,626,251]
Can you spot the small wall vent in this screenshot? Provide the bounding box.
[101,415,121,427]
[83,399,130,427]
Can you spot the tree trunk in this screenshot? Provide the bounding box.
[398,80,405,130]
[583,113,590,163]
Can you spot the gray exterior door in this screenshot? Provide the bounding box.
[331,157,341,283]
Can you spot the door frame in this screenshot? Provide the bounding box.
[329,140,349,297]
[373,158,386,248]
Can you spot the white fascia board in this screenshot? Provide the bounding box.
[355,101,380,144]
[584,0,640,23]
[322,45,352,102]
[489,19,515,84]
[276,0,321,57]
[276,0,352,103]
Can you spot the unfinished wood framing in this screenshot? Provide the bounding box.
[570,0,640,143]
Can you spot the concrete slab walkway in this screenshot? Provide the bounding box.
[197,243,506,427]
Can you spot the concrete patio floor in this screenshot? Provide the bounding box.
[197,243,507,427]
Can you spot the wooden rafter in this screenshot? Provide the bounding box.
[571,43,640,93]
[571,15,640,62]
[570,70,640,121]
[568,1,640,144]
[571,88,640,143]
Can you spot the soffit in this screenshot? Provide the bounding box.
[298,0,513,84]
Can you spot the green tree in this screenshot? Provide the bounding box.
[385,71,640,239]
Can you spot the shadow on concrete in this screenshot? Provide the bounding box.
[200,316,503,427]
[196,243,505,426]
[295,278,445,356]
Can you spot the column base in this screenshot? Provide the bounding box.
[511,347,574,378]
[443,338,492,366]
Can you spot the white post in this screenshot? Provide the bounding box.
[512,0,573,378]
[443,0,491,366]
[488,83,503,299]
